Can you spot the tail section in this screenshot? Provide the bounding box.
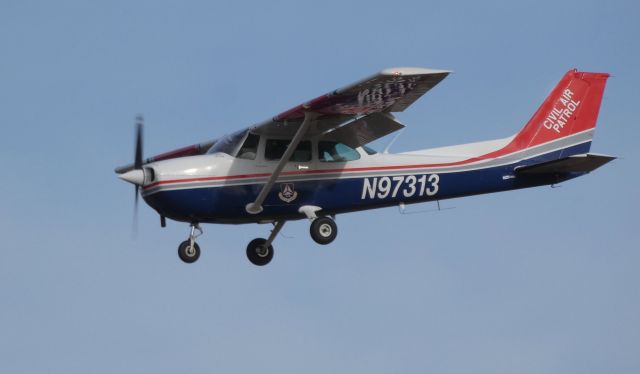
[509,69,609,154]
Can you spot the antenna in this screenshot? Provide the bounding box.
[398,200,455,215]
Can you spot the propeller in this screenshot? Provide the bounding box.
[117,115,147,237]
[133,115,144,211]
[128,115,144,237]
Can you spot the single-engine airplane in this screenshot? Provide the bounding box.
[116,67,613,266]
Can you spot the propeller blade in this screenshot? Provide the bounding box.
[131,115,144,238]
[134,115,144,169]
[132,184,139,238]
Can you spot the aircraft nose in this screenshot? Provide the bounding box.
[118,169,145,185]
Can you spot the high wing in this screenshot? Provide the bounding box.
[251,67,451,144]
[115,67,450,174]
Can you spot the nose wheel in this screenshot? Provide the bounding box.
[178,240,200,263]
[178,223,202,264]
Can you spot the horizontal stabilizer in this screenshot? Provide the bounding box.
[515,153,615,175]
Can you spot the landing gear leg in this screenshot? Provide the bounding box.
[246,221,285,266]
[178,223,202,263]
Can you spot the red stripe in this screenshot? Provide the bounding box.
[143,156,493,190]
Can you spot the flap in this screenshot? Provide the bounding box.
[321,113,405,148]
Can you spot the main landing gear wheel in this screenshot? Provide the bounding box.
[178,240,200,263]
[246,238,274,266]
[310,216,337,245]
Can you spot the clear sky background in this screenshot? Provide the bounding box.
[1,1,638,373]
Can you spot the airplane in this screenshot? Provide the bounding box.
[115,67,614,266]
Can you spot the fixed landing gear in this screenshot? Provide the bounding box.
[298,206,338,245]
[246,238,273,266]
[178,240,200,263]
[178,223,202,264]
[246,220,284,266]
[175,214,338,266]
[310,216,337,245]
[244,215,338,266]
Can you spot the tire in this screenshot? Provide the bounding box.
[310,216,337,245]
[246,238,274,266]
[178,240,201,263]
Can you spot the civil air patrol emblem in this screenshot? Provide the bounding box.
[278,183,298,203]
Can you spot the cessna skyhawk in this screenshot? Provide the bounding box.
[116,67,613,266]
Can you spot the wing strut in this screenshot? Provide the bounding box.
[246,112,317,214]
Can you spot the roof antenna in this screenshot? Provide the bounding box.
[383,128,405,154]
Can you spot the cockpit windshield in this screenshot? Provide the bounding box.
[207,129,248,156]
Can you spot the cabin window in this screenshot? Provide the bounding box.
[237,133,259,160]
[318,141,361,162]
[291,141,312,162]
[362,145,377,155]
[265,139,312,162]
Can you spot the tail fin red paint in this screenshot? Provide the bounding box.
[510,69,609,151]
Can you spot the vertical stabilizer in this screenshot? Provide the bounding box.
[509,69,609,153]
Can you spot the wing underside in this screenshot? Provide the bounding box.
[321,112,405,149]
[253,67,450,138]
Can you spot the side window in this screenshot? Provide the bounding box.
[237,133,259,160]
[362,145,378,155]
[265,139,289,161]
[318,141,361,162]
[291,141,311,162]
[265,139,312,162]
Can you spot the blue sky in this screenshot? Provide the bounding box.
[1,0,638,373]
